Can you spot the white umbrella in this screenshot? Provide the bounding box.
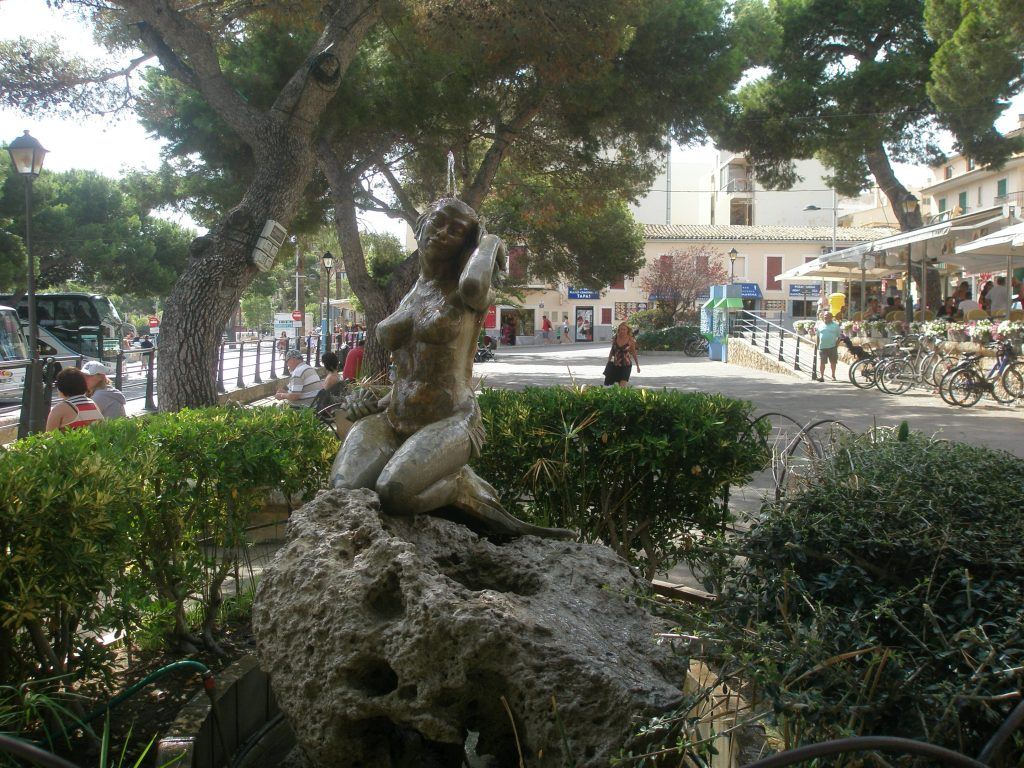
[954,222,1024,316]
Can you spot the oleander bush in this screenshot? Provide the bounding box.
[474,386,769,579]
[0,408,335,692]
[639,430,1024,766]
[634,325,701,351]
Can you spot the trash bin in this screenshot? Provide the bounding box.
[828,292,846,317]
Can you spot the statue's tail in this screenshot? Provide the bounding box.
[453,467,577,541]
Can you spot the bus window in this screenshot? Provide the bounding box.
[0,309,28,360]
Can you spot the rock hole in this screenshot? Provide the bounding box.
[365,570,405,619]
[437,551,542,596]
[397,684,417,700]
[347,656,399,697]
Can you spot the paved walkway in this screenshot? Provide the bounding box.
[479,342,1022,458]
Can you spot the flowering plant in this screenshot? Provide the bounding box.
[886,320,907,337]
[863,320,886,337]
[840,321,860,335]
[923,321,948,337]
[793,320,816,335]
[996,320,1024,338]
[968,319,995,342]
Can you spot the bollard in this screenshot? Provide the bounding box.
[216,343,226,394]
[253,340,263,384]
[144,350,157,411]
[778,329,784,362]
[114,350,124,390]
[236,341,245,390]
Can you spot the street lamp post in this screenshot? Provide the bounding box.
[902,194,920,317]
[728,248,738,283]
[8,131,47,436]
[804,188,838,254]
[321,251,334,352]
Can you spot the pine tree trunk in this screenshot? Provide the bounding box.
[157,134,317,410]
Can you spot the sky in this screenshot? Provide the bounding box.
[2,0,1023,223]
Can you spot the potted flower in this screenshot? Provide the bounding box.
[945,321,967,342]
[863,320,885,338]
[885,320,906,338]
[793,320,815,336]
[969,319,995,344]
[997,320,1024,352]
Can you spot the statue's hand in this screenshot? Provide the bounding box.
[344,388,383,421]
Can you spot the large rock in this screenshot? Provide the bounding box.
[254,489,687,767]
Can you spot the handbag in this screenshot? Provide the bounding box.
[602,360,615,377]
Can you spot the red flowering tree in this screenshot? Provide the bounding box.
[639,246,730,319]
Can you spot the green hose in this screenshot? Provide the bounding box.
[82,660,214,725]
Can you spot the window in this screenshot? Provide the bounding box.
[945,166,954,179]
[967,157,976,171]
[938,197,947,212]
[609,275,625,290]
[997,178,1008,199]
[730,199,753,225]
[958,191,969,213]
[601,307,612,325]
[766,255,783,291]
[792,300,817,318]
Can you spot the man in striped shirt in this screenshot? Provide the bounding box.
[275,350,322,408]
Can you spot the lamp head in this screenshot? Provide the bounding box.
[728,248,738,263]
[901,194,920,215]
[7,131,46,177]
[321,251,334,271]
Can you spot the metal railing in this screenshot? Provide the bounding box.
[729,310,818,379]
[2,336,337,435]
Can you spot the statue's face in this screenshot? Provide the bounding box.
[419,204,475,262]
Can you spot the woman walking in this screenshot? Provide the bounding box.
[603,322,640,386]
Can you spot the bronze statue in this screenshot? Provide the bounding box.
[330,198,574,539]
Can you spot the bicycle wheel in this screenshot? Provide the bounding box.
[1001,362,1024,400]
[947,369,983,407]
[992,366,1022,404]
[848,358,877,389]
[928,355,956,387]
[938,367,962,406]
[878,359,913,395]
[684,338,700,357]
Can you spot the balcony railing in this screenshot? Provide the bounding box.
[724,178,754,193]
[994,190,1024,208]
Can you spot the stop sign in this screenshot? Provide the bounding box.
[148,316,159,328]
[291,309,304,321]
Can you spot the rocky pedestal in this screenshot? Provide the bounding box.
[253,489,687,768]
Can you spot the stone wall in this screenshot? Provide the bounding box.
[726,339,808,379]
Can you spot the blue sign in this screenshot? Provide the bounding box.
[739,282,763,299]
[788,284,822,298]
[568,289,601,300]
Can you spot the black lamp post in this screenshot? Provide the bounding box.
[728,248,738,283]
[902,194,920,317]
[8,131,47,436]
[321,251,334,352]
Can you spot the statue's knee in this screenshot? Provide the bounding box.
[376,475,409,510]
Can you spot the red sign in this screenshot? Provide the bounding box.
[291,310,304,321]
[148,316,160,327]
[484,305,497,329]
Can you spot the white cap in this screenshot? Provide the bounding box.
[82,360,113,376]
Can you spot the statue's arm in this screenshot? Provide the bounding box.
[459,234,506,312]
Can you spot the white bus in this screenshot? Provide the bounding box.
[0,292,126,361]
[0,304,29,401]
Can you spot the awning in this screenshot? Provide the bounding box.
[738,282,762,299]
[713,297,744,309]
[953,222,1024,273]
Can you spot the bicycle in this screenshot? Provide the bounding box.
[938,340,1022,407]
[684,335,709,357]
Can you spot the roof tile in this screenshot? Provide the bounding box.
[644,224,899,242]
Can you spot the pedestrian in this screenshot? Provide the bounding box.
[46,367,104,431]
[277,331,289,354]
[603,322,640,387]
[541,315,552,344]
[342,339,365,381]
[561,318,570,344]
[815,311,841,381]
[275,350,322,408]
[321,351,341,394]
[81,360,127,419]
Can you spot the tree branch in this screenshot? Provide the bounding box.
[463,95,545,208]
[374,157,420,226]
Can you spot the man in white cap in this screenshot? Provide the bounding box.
[81,360,127,419]
[275,349,321,408]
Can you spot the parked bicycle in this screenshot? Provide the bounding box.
[938,340,1023,407]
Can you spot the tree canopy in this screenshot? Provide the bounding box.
[925,0,1024,165]
[0,161,193,298]
[713,0,939,231]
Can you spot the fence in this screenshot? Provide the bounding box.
[729,310,819,379]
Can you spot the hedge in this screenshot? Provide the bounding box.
[678,430,1024,763]
[474,386,769,579]
[0,407,335,691]
[634,325,701,351]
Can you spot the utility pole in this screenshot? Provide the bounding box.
[295,240,304,340]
